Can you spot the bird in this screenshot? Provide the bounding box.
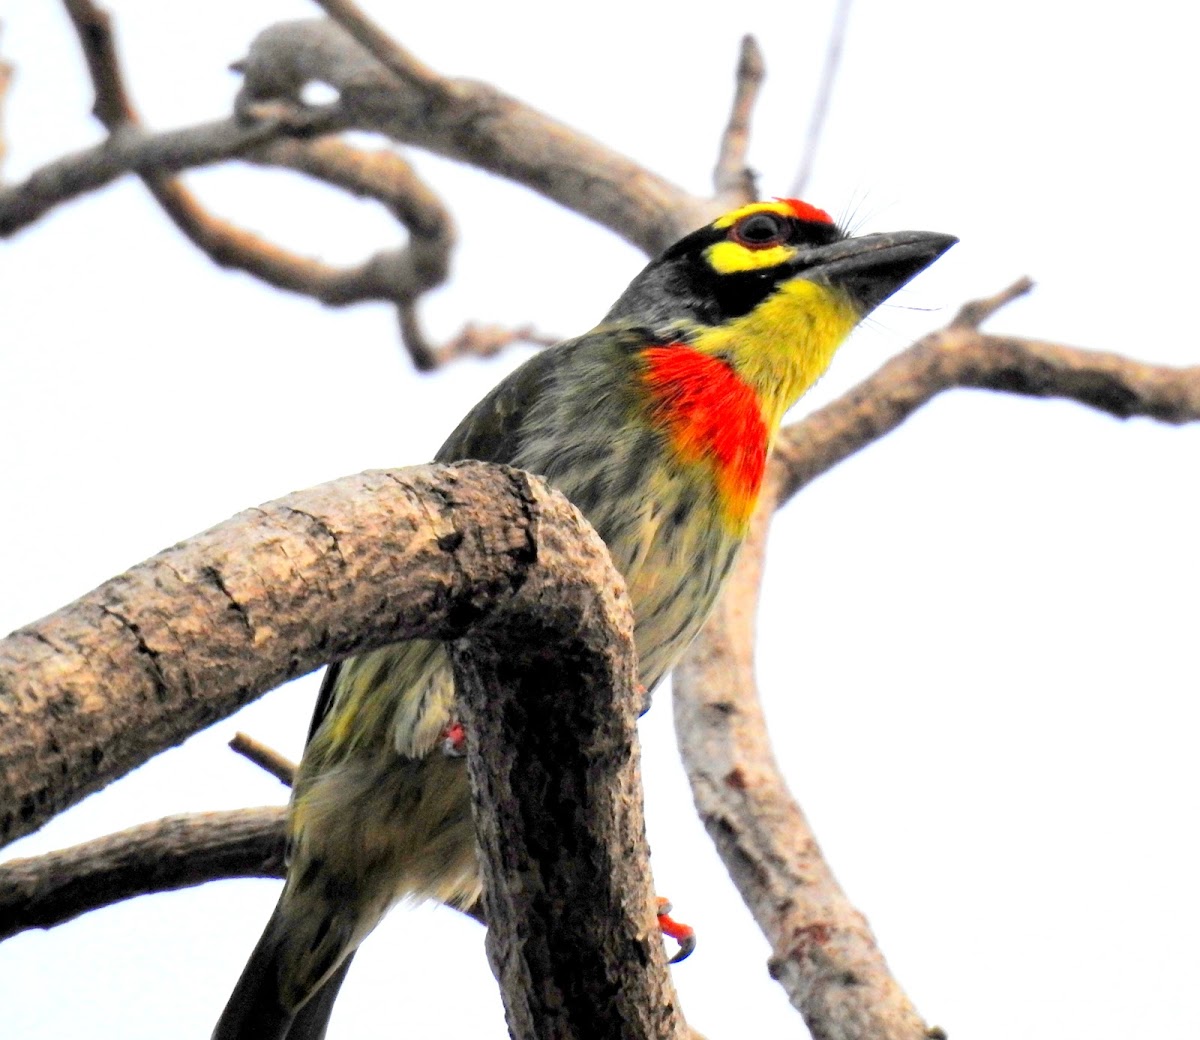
[213,198,955,1039]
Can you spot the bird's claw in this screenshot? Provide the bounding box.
[656,897,696,963]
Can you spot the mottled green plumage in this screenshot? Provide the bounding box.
[213,202,954,1040]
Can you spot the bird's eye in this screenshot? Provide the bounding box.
[731,212,787,249]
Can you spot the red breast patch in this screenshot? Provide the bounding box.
[640,346,768,529]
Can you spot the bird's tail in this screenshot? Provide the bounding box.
[212,892,356,1040]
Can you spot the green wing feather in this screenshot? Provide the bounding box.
[304,346,562,746]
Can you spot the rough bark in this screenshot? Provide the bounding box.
[450,487,687,1040]
[0,462,619,847]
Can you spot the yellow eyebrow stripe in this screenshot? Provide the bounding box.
[705,240,796,274]
[711,199,798,229]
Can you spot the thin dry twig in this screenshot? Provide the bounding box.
[229,733,296,786]
[399,308,559,371]
[791,0,854,198]
[950,274,1033,328]
[713,35,765,202]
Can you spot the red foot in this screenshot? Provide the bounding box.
[656,897,696,963]
[636,682,652,716]
[441,720,467,757]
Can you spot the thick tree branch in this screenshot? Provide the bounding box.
[451,491,687,1040]
[0,808,286,940]
[0,454,684,1036]
[0,462,625,847]
[774,283,1200,502]
[673,475,939,1040]
[712,35,765,203]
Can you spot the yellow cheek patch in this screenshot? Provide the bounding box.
[692,278,860,428]
[705,240,796,275]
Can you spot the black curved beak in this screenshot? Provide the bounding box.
[797,230,958,314]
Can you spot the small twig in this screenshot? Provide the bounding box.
[713,35,765,202]
[400,306,558,372]
[307,0,448,94]
[229,732,296,786]
[791,0,854,198]
[61,0,133,127]
[950,275,1033,328]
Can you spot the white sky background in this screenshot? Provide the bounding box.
[1,1,1198,1037]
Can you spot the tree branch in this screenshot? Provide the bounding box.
[60,0,476,370]
[0,451,683,1036]
[0,114,330,236]
[451,484,687,1040]
[673,281,1200,1035]
[773,283,1200,503]
[712,35,765,203]
[398,310,559,371]
[308,0,448,95]
[236,19,713,253]
[0,807,286,940]
[0,462,626,847]
[1,17,709,253]
[673,474,940,1040]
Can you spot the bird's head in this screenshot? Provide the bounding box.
[608,198,957,427]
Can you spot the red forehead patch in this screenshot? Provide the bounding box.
[775,198,833,225]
